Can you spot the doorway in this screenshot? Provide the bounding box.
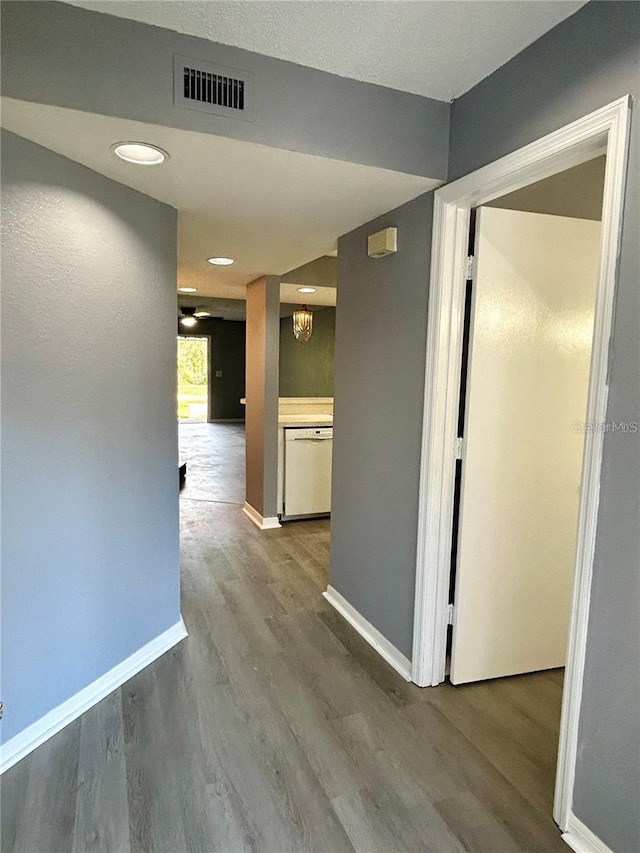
[412,97,630,835]
[177,328,247,505]
[177,335,209,423]
[449,204,601,685]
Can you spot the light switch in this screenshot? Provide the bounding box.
[215,370,222,378]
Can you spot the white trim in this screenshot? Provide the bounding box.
[0,618,188,774]
[554,97,631,831]
[411,96,631,829]
[412,194,470,687]
[242,502,282,530]
[323,585,412,681]
[562,811,615,853]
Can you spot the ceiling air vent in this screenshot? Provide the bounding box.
[173,54,253,121]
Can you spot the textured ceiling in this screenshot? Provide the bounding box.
[2,99,437,300]
[65,0,586,101]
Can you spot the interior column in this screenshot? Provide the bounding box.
[244,275,281,526]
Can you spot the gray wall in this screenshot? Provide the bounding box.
[1,131,180,744]
[449,4,639,851]
[331,193,433,658]
[1,1,448,180]
[279,307,335,397]
[180,319,246,421]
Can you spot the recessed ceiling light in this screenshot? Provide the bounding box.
[111,142,168,165]
[207,257,235,266]
[178,287,198,293]
[297,287,317,294]
[194,310,211,318]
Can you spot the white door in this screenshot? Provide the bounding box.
[450,207,601,685]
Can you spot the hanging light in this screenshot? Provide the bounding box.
[180,307,198,328]
[293,306,313,343]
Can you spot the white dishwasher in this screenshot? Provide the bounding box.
[283,427,333,519]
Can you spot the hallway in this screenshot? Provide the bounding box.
[2,487,567,852]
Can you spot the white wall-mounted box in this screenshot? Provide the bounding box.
[368,227,397,258]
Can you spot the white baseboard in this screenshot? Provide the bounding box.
[243,502,282,530]
[323,586,412,681]
[0,617,188,774]
[562,812,615,853]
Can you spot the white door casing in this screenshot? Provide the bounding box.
[411,96,631,832]
[450,208,601,685]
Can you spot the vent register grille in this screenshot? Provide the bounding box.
[173,55,253,120]
[184,66,245,110]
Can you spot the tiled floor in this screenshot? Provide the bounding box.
[179,422,245,505]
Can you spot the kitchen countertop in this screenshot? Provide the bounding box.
[278,415,334,427]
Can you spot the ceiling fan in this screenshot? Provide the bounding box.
[179,306,198,328]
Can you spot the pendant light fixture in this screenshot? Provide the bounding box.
[293,306,313,343]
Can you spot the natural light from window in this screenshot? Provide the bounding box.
[177,335,208,422]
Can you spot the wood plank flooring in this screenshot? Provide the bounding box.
[2,428,567,852]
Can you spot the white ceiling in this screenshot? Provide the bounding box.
[65,0,586,102]
[2,98,438,301]
[280,284,336,308]
[178,287,336,322]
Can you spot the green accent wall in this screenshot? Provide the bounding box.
[279,307,335,397]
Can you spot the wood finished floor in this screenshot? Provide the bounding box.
[2,426,567,853]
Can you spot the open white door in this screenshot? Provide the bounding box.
[450,207,601,685]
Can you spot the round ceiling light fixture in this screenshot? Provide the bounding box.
[111,142,168,165]
[178,287,198,293]
[207,257,235,266]
[297,287,317,294]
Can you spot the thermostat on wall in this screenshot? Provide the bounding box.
[368,227,397,258]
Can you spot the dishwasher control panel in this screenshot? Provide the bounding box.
[285,427,333,442]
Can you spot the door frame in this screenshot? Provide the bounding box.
[411,96,631,831]
[177,333,210,423]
